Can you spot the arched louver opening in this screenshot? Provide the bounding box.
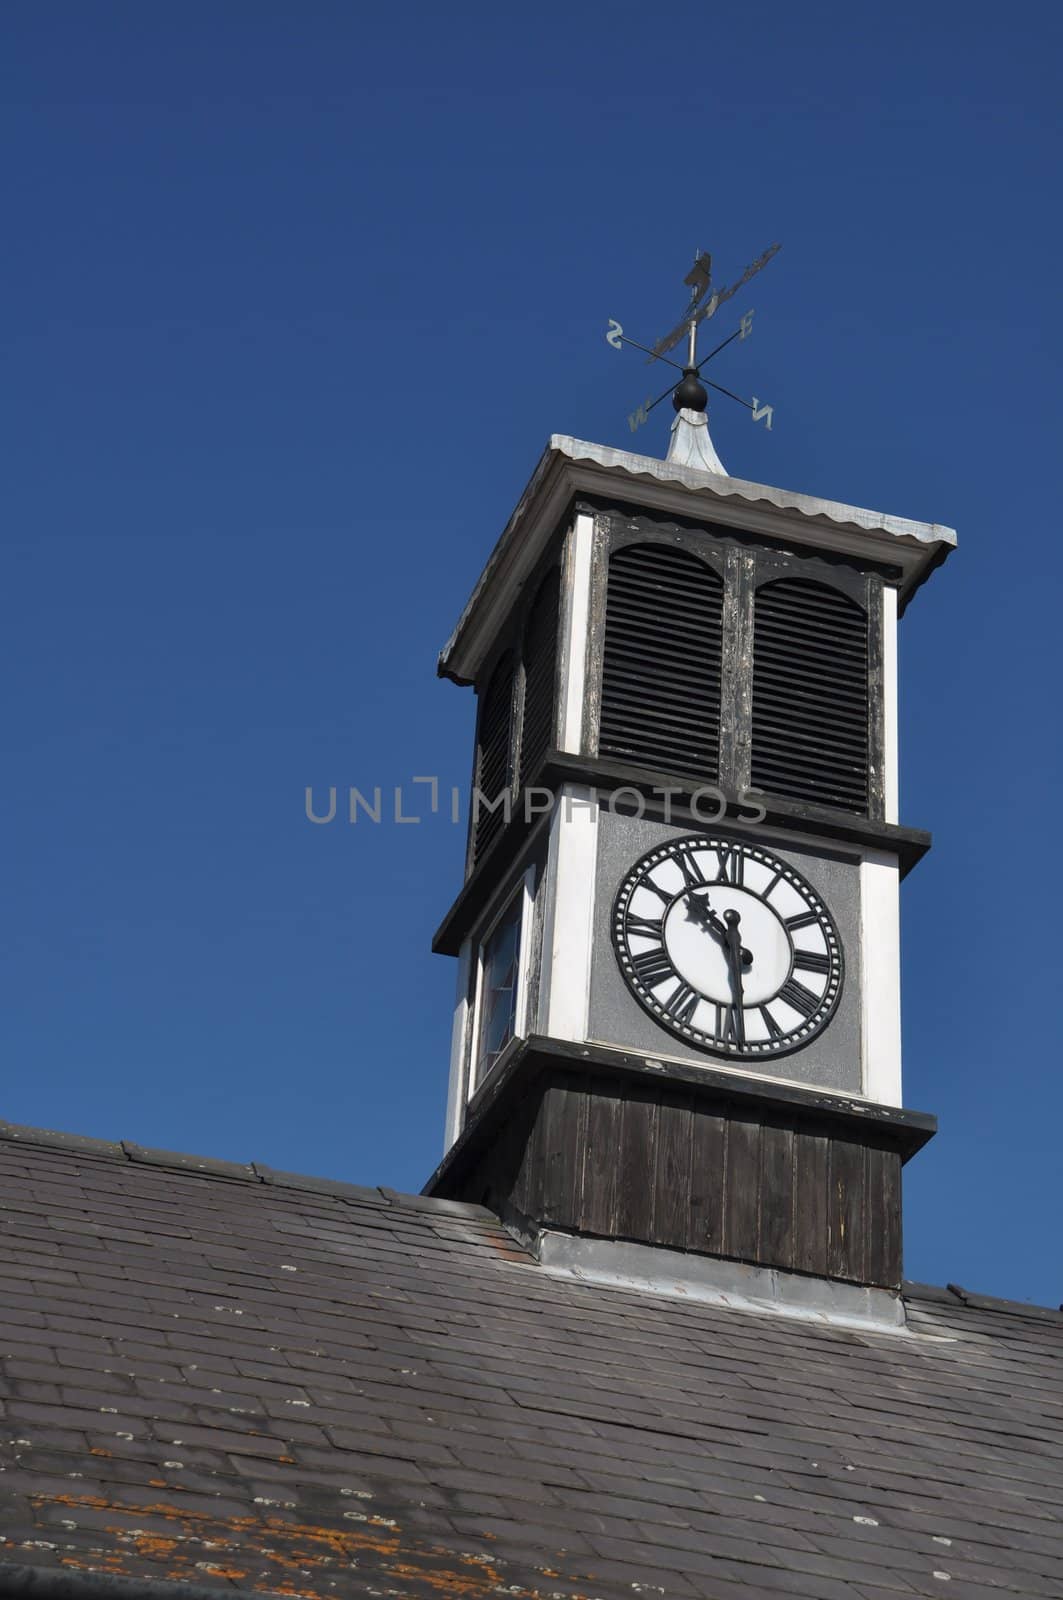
[752,578,869,813]
[472,653,515,865]
[518,568,560,790]
[599,543,723,779]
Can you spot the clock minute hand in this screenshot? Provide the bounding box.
[723,910,746,1005]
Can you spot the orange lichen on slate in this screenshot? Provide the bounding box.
[25,1489,584,1599]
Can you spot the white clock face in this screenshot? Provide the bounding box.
[612,835,843,1058]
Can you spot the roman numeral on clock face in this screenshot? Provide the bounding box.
[675,850,707,889]
[715,1002,745,1045]
[632,947,675,988]
[777,977,820,1019]
[763,868,785,898]
[626,914,664,940]
[785,910,819,933]
[715,846,745,886]
[793,947,831,975]
[665,982,700,1024]
[640,875,673,908]
[759,1005,784,1040]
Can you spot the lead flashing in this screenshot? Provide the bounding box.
[537,1230,909,1334]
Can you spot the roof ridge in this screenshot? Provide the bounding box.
[904,1278,1063,1321]
[0,1116,492,1221]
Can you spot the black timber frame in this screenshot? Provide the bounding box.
[445,494,912,952]
[425,1037,936,1292]
[586,506,888,821]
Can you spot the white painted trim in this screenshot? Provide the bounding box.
[557,513,594,755]
[882,586,899,825]
[444,938,473,1151]
[540,785,599,1043]
[514,869,536,1043]
[860,847,902,1106]
[465,867,536,1103]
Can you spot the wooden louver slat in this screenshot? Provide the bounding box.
[599,543,723,779]
[518,568,560,790]
[472,653,514,865]
[751,578,869,814]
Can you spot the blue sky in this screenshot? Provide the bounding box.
[3,1,1061,1305]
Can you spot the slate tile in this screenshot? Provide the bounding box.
[5,1137,1063,1600]
[686,1562,877,1600]
[562,1552,702,1594]
[449,1513,595,1555]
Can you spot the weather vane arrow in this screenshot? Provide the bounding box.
[604,241,781,454]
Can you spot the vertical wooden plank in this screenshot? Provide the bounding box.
[792,1130,829,1277]
[515,1084,548,1222]
[758,1121,795,1270]
[866,1143,903,1289]
[582,514,612,758]
[688,1105,727,1254]
[650,1089,693,1248]
[719,547,756,794]
[555,1077,587,1230]
[723,1112,762,1263]
[539,1081,573,1226]
[580,1085,622,1236]
[478,1089,527,1214]
[614,1084,659,1241]
[865,572,886,823]
[828,1135,867,1282]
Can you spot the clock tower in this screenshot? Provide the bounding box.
[425,280,954,1320]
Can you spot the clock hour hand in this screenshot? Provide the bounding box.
[685,892,753,967]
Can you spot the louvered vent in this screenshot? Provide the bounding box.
[599,543,722,778]
[519,568,560,789]
[751,578,869,813]
[472,654,514,865]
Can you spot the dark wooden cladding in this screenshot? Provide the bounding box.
[652,1085,694,1249]
[615,1083,659,1242]
[580,1084,621,1237]
[792,1133,829,1277]
[450,1067,905,1289]
[759,1121,795,1266]
[724,1113,762,1263]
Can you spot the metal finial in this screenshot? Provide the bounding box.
[672,367,708,413]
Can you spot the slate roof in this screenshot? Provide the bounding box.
[1,1120,1062,1600]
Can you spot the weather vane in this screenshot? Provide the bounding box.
[604,242,780,443]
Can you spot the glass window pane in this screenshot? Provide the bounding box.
[474,893,523,1088]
